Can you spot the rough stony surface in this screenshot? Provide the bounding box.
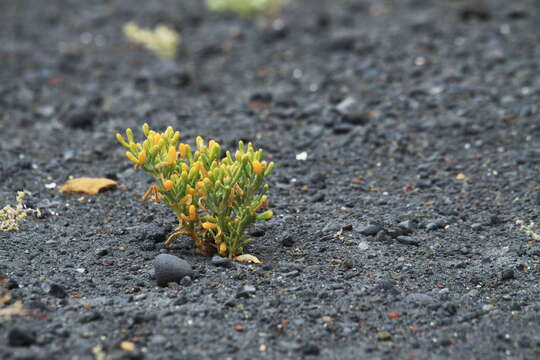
[1,0,539,359]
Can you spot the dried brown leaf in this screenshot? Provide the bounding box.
[60,178,118,195]
[234,254,262,264]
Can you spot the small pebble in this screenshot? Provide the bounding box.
[278,262,303,273]
[48,283,68,299]
[149,335,168,346]
[501,269,514,281]
[133,294,147,301]
[416,179,432,189]
[211,256,232,267]
[310,193,325,202]
[332,123,353,134]
[8,328,36,347]
[440,338,452,347]
[180,276,192,286]
[398,220,416,233]
[236,285,256,298]
[510,303,522,311]
[396,236,419,246]
[140,240,155,251]
[322,222,342,233]
[302,343,321,355]
[387,227,406,239]
[95,248,109,257]
[378,280,399,295]
[375,230,388,242]
[283,270,300,278]
[249,228,265,237]
[154,254,193,287]
[426,219,447,231]
[329,32,357,51]
[343,109,370,125]
[79,311,103,323]
[377,331,392,341]
[65,109,95,129]
[358,223,383,236]
[280,235,294,247]
[7,278,19,290]
[471,223,482,230]
[358,241,369,250]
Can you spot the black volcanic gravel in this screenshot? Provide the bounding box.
[1,0,540,359]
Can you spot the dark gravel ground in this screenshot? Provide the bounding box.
[1,0,540,359]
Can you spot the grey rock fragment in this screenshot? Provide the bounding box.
[154,254,193,287]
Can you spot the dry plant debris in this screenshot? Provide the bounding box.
[515,219,540,240]
[205,0,284,16]
[123,22,180,60]
[234,254,262,263]
[59,177,118,195]
[0,276,28,322]
[0,191,41,232]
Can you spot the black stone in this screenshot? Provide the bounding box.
[79,311,103,323]
[48,283,68,299]
[333,123,353,134]
[7,278,19,290]
[329,32,357,50]
[280,235,294,247]
[211,256,232,267]
[65,109,96,129]
[440,338,452,347]
[387,227,407,239]
[137,223,172,243]
[378,279,399,295]
[396,236,420,246]
[154,254,193,287]
[302,343,321,355]
[310,193,325,202]
[460,6,491,22]
[426,219,447,231]
[358,224,383,236]
[95,248,109,257]
[375,230,389,242]
[416,179,433,189]
[140,240,156,251]
[501,269,515,281]
[343,110,370,125]
[398,220,416,233]
[249,228,265,237]
[7,328,36,347]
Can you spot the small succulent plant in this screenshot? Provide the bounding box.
[117,124,274,258]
